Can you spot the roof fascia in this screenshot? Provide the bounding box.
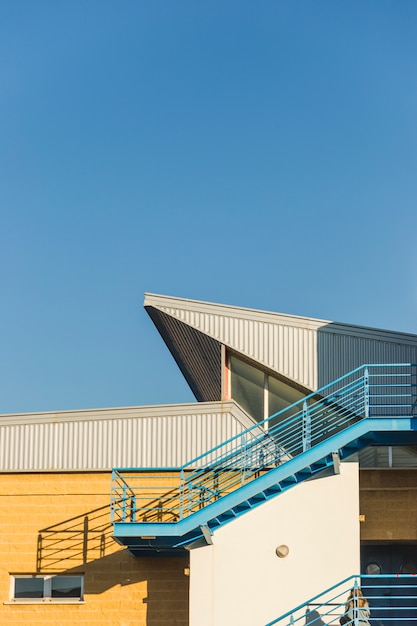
[144,293,417,346]
[0,399,255,429]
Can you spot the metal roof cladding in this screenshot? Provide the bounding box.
[144,293,417,392]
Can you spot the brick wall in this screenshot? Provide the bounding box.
[360,469,417,541]
[0,473,189,626]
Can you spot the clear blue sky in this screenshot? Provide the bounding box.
[1,1,416,414]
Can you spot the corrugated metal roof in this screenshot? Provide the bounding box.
[0,401,254,472]
[144,293,417,393]
[146,307,221,402]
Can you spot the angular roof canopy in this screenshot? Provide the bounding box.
[144,293,417,400]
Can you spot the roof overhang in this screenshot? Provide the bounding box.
[145,301,222,402]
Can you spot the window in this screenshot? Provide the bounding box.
[229,353,307,424]
[11,575,83,602]
[230,355,264,420]
[268,375,305,426]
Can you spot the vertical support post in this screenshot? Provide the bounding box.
[364,368,369,418]
[411,363,417,416]
[187,482,193,514]
[179,469,185,520]
[110,470,115,523]
[353,577,359,626]
[241,433,247,485]
[122,485,127,522]
[302,401,311,452]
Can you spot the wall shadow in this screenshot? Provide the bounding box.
[37,503,114,572]
[37,505,189,626]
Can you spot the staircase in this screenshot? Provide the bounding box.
[111,363,417,553]
[266,574,417,626]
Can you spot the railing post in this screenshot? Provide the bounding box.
[364,368,369,418]
[353,577,359,626]
[122,485,127,522]
[241,433,247,485]
[302,401,311,451]
[179,469,185,520]
[411,363,417,415]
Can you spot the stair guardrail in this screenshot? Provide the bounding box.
[111,364,417,525]
[266,574,417,626]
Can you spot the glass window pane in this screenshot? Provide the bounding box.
[14,577,44,598]
[230,355,264,421]
[51,576,82,598]
[268,376,305,425]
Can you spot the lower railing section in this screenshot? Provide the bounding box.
[266,574,417,626]
[111,469,183,523]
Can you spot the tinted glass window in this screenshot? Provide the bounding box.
[14,577,44,598]
[230,355,264,420]
[268,376,305,425]
[51,576,82,598]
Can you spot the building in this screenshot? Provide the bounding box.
[1,293,417,626]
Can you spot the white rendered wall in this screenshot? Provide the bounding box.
[189,462,360,626]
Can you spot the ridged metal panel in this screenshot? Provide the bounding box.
[317,331,417,388]
[0,402,253,472]
[147,298,318,390]
[146,307,222,402]
[145,293,417,394]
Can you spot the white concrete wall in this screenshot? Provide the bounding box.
[189,462,360,626]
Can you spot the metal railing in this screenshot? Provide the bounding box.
[266,574,417,625]
[111,364,417,524]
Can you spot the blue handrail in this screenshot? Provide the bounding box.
[266,574,417,626]
[111,363,417,524]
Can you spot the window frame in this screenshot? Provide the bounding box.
[9,574,84,604]
[226,350,310,425]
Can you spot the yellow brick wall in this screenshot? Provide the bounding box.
[360,469,417,541]
[0,473,189,626]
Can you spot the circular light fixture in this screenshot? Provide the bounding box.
[276,544,289,558]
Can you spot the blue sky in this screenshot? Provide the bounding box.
[1,1,416,414]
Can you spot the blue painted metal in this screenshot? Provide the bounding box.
[265,574,417,626]
[111,364,417,552]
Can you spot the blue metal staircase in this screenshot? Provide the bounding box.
[111,364,417,554]
[266,574,417,626]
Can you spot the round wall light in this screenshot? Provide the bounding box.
[276,544,289,558]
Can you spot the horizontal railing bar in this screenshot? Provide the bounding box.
[267,574,417,625]
[111,364,417,530]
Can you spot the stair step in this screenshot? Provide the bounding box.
[249,492,268,504]
[232,501,252,514]
[280,475,298,487]
[218,510,237,521]
[296,466,313,477]
[311,459,330,471]
[265,484,283,495]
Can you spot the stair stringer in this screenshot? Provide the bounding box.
[113,416,417,552]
